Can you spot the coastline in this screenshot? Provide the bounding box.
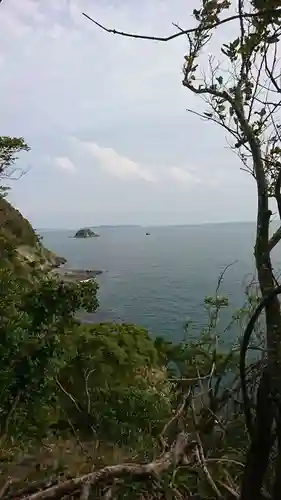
[51,267,102,283]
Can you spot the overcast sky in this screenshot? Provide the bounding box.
[0,0,257,228]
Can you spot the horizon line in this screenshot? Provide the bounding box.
[36,220,258,231]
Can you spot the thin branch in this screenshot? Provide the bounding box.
[268,225,281,252]
[0,480,12,500]
[186,107,240,143]
[247,49,267,122]
[84,368,95,414]
[206,458,244,468]
[216,260,238,295]
[0,390,21,444]
[82,9,281,43]
[265,39,281,94]
[217,479,240,499]
[191,402,223,499]
[55,378,81,413]
[159,391,191,449]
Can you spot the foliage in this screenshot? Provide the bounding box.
[0,268,99,442]
[0,268,262,499]
[58,323,173,445]
[0,136,29,196]
[0,196,38,248]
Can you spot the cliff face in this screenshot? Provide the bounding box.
[0,197,65,274]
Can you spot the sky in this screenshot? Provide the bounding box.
[0,0,258,228]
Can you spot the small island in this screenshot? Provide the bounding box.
[74,228,100,238]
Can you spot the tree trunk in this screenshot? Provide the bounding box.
[241,189,281,499]
[240,371,273,500]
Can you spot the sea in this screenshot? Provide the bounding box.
[40,222,281,344]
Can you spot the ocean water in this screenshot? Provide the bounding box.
[41,223,281,342]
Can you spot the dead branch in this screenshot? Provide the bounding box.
[55,378,82,413]
[0,481,12,500]
[191,402,223,499]
[159,391,191,449]
[14,433,197,500]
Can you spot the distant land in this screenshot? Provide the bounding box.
[98,225,141,228]
[35,221,258,232]
[36,225,142,231]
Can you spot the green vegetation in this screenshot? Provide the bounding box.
[0,137,65,276]
[0,136,29,198]
[74,227,100,238]
[0,196,65,276]
[1,1,281,499]
[0,196,37,247]
[0,251,259,499]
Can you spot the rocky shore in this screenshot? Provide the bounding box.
[51,267,102,283]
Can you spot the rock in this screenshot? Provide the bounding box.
[53,255,67,268]
[16,245,66,273]
[74,228,100,238]
[52,268,102,283]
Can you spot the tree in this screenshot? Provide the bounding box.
[0,137,30,196]
[0,268,99,441]
[84,2,281,498]
[58,323,172,445]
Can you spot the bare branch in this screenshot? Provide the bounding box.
[186,107,240,142]
[55,378,82,413]
[265,38,281,94]
[191,402,223,499]
[268,225,281,252]
[0,480,12,500]
[159,391,191,450]
[216,260,238,295]
[82,9,281,43]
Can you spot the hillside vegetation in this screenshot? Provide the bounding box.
[0,196,65,275]
[0,196,37,247]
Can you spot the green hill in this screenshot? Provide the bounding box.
[0,197,65,275]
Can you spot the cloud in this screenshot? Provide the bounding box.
[54,156,76,173]
[168,166,201,185]
[79,140,157,183]
[0,0,257,226]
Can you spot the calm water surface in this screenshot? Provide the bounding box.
[41,223,281,342]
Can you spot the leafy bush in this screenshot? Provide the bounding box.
[0,268,99,442]
[58,323,173,445]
